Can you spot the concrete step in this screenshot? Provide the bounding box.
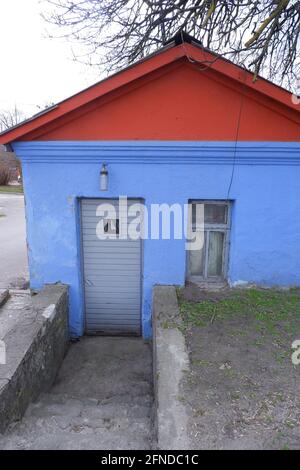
[37,390,153,408]
[29,392,153,421]
[0,391,154,450]
[0,427,152,450]
[0,337,154,450]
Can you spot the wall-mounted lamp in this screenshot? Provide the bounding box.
[100,163,108,191]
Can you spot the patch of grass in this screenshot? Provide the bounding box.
[229,329,247,338]
[230,391,241,400]
[252,338,264,347]
[281,444,290,450]
[177,395,187,404]
[161,320,179,329]
[274,350,290,364]
[193,408,206,417]
[191,358,215,368]
[178,288,300,336]
[285,419,297,429]
[223,367,237,379]
[266,391,285,405]
[0,185,23,193]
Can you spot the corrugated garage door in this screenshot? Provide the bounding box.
[81,198,142,335]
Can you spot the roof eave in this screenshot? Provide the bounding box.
[0,39,298,144]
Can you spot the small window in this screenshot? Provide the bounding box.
[187,201,230,281]
[104,219,119,235]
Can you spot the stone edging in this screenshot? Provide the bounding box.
[0,290,9,308]
[152,285,191,450]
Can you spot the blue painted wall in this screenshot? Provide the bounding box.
[12,141,300,339]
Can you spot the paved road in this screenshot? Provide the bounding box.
[0,337,154,450]
[0,194,28,289]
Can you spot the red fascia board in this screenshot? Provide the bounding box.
[0,42,298,144]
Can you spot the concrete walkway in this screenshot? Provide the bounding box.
[0,337,154,450]
[0,194,28,289]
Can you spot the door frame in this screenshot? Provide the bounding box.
[79,197,144,336]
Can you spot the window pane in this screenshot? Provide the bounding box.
[207,231,224,277]
[104,219,119,235]
[205,204,227,224]
[189,232,205,276]
[191,203,204,228]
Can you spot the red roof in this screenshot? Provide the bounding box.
[0,36,299,144]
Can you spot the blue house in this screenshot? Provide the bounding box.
[1,34,299,339]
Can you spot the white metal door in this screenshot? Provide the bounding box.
[81,199,142,335]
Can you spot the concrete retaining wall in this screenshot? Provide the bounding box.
[152,285,191,450]
[0,284,69,433]
[0,290,9,308]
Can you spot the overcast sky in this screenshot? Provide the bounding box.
[0,0,100,118]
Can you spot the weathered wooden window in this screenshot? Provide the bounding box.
[187,201,231,281]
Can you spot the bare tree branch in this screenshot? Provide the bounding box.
[42,0,300,89]
[245,0,290,47]
[0,106,25,133]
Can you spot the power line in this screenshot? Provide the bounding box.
[227,70,248,200]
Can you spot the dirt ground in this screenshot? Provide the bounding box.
[178,285,300,450]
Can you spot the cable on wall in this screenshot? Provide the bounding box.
[226,69,248,200]
[178,31,249,200]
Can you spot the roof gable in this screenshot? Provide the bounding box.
[0,39,299,144]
